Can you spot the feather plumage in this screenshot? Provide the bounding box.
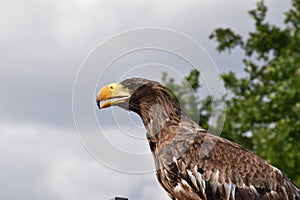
[97,78,300,200]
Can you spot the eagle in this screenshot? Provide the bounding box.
[96,78,300,200]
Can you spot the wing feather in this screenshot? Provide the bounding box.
[200,134,299,199]
[155,120,300,200]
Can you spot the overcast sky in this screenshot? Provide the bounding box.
[0,0,291,200]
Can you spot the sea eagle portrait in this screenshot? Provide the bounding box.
[96,78,300,200]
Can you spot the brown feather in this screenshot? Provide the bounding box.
[115,78,300,200]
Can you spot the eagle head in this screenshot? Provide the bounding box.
[96,78,163,110]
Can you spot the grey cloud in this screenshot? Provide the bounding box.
[0,0,290,129]
[0,123,168,200]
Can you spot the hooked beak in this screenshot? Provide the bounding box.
[96,83,130,109]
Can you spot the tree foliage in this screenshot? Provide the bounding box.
[162,0,300,186]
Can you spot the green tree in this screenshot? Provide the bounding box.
[162,0,300,186]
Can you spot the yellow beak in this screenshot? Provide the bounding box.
[96,83,130,109]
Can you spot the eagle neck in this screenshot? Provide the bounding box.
[128,84,181,140]
[138,94,181,140]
